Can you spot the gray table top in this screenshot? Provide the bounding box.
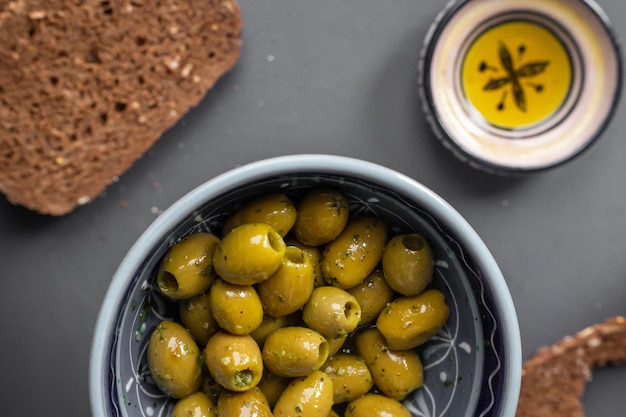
[1,0,624,415]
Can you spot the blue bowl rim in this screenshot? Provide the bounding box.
[89,154,522,417]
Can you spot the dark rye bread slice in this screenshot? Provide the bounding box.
[0,0,242,215]
[516,316,626,417]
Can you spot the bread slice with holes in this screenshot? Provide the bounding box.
[515,316,626,417]
[0,0,242,215]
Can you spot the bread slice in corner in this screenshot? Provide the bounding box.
[516,316,626,417]
[0,0,242,215]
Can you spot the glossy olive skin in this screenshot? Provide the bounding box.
[257,371,291,407]
[322,353,374,403]
[217,387,273,417]
[347,269,395,324]
[285,238,325,288]
[293,188,350,246]
[382,233,434,296]
[172,391,217,417]
[322,216,388,289]
[326,334,347,357]
[262,326,329,377]
[209,278,264,335]
[273,370,334,417]
[354,328,423,401]
[147,320,203,398]
[345,393,411,417]
[257,246,315,317]
[200,372,224,405]
[213,223,286,285]
[180,291,220,346]
[302,286,361,339]
[222,193,297,237]
[205,332,263,392]
[157,233,220,300]
[376,288,450,350]
[249,313,301,348]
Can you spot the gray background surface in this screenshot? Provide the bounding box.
[1,0,625,415]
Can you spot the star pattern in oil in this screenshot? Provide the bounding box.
[480,42,550,112]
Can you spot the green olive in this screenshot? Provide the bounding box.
[179,291,220,346]
[204,332,263,392]
[285,238,325,288]
[222,193,297,237]
[257,371,291,408]
[217,387,273,417]
[302,286,361,340]
[376,288,449,350]
[322,216,388,289]
[273,370,334,417]
[172,391,217,417]
[209,278,264,335]
[262,326,329,377]
[213,223,286,285]
[328,411,341,417]
[354,328,423,401]
[345,394,411,417]
[257,246,315,317]
[293,188,349,246]
[322,353,374,403]
[347,269,395,325]
[327,334,347,357]
[249,313,301,348]
[200,372,224,406]
[382,233,434,296]
[147,320,203,398]
[157,233,220,300]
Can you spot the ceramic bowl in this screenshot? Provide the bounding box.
[89,154,522,417]
[419,0,622,174]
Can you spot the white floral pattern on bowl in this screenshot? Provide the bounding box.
[90,155,521,417]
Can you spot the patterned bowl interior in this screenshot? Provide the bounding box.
[97,171,512,417]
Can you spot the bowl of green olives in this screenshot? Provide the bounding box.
[90,154,522,417]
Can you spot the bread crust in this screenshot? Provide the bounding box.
[516,316,626,417]
[0,0,242,215]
